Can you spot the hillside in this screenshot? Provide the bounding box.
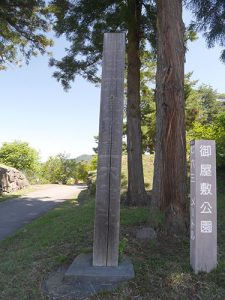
[75,154,92,162]
[121,154,154,190]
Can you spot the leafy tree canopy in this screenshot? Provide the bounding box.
[41,153,77,184]
[138,70,224,152]
[197,84,222,123]
[140,50,156,153]
[187,112,225,168]
[186,0,225,61]
[76,161,90,182]
[49,0,156,89]
[0,140,40,173]
[0,0,53,70]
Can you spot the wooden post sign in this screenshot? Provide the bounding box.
[93,33,125,267]
[190,140,217,273]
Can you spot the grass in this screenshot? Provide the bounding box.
[0,184,51,202]
[0,186,40,203]
[0,192,95,299]
[121,155,154,190]
[1,158,225,299]
[0,190,150,300]
[87,154,154,201]
[1,185,225,299]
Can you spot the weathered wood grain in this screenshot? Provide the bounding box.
[93,33,125,267]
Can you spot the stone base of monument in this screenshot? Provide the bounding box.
[43,253,135,299]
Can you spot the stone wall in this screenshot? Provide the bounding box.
[0,166,29,194]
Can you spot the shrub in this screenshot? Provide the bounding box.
[87,171,97,195]
[187,112,225,169]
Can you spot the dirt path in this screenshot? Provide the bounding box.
[0,184,86,241]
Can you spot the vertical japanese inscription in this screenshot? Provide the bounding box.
[190,140,217,273]
[93,33,125,267]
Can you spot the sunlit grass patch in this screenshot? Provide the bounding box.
[121,154,154,191]
[0,185,40,202]
[1,173,225,299]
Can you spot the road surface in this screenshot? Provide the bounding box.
[0,184,86,241]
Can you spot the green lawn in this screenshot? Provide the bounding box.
[0,191,149,299]
[0,186,42,203]
[1,160,225,299]
[121,155,154,190]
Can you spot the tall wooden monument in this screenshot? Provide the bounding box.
[93,32,125,267]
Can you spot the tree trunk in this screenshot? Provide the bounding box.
[152,0,188,234]
[127,0,147,206]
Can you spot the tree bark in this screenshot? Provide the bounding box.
[152,0,188,234]
[127,0,147,206]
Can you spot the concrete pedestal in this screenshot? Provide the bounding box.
[64,253,134,283]
[44,253,135,299]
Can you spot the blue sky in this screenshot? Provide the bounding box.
[0,9,225,161]
[0,36,101,161]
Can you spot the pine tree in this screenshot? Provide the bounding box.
[152,0,188,234]
[0,0,52,70]
[186,0,225,61]
[50,0,157,205]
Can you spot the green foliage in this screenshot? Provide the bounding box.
[76,162,90,182]
[184,75,222,131]
[41,153,77,184]
[218,93,225,100]
[86,156,98,195]
[41,155,62,183]
[185,75,225,132]
[187,112,225,168]
[140,51,156,153]
[49,0,157,89]
[185,79,225,168]
[0,0,53,69]
[186,0,225,62]
[184,73,201,131]
[138,72,221,153]
[87,171,97,195]
[90,155,97,171]
[139,71,222,153]
[197,84,222,124]
[66,177,75,185]
[0,140,40,178]
[41,153,93,184]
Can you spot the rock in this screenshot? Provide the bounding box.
[136,227,157,240]
[0,166,29,194]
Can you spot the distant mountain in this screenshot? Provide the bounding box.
[75,154,93,162]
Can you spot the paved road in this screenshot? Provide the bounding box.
[0,184,86,241]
